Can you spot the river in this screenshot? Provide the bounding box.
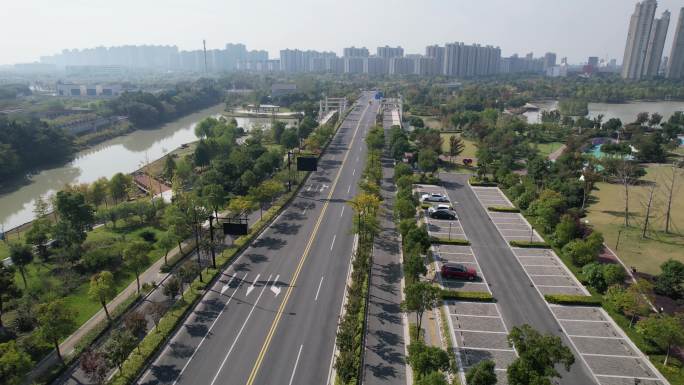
[524,100,684,124]
[0,104,228,231]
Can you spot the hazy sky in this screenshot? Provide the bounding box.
[2,0,684,65]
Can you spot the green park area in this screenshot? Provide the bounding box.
[586,164,684,275]
[535,142,565,157]
[439,133,478,161]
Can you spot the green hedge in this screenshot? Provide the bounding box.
[509,240,550,248]
[430,237,470,246]
[440,289,494,302]
[544,294,602,306]
[488,206,520,213]
[468,177,497,187]
[420,203,432,210]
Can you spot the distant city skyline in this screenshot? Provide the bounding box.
[3,0,684,66]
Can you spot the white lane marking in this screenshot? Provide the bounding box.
[270,274,281,297]
[340,206,345,217]
[306,185,312,192]
[169,272,247,385]
[246,273,260,296]
[352,168,356,176]
[315,276,325,301]
[302,208,307,215]
[221,273,240,295]
[347,184,351,194]
[209,274,272,385]
[288,344,304,385]
[330,235,336,250]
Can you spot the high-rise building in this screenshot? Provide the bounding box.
[364,56,388,75]
[425,45,445,75]
[644,10,670,77]
[279,49,304,73]
[588,56,600,67]
[444,42,501,77]
[667,8,684,78]
[543,52,557,69]
[377,46,404,59]
[343,46,369,57]
[622,0,658,80]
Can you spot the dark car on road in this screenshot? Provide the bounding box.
[441,263,478,281]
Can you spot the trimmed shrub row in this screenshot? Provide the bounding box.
[440,289,495,302]
[509,240,550,248]
[488,206,520,213]
[544,294,602,306]
[430,237,471,246]
[468,177,497,187]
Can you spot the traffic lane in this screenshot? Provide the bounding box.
[440,173,597,385]
[140,183,329,385]
[254,104,377,385]
[140,102,367,385]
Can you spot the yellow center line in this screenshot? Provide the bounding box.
[245,102,371,385]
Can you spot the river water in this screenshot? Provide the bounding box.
[0,104,228,231]
[524,100,684,124]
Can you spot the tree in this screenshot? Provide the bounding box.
[25,217,51,262]
[553,214,578,247]
[36,299,77,364]
[0,265,18,329]
[402,282,440,336]
[404,253,427,284]
[163,276,181,299]
[637,313,684,366]
[604,280,652,327]
[104,328,137,371]
[654,259,684,299]
[249,180,284,219]
[506,324,574,385]
[202,184,225,218]
[123,310,147,352]
[163,155,176,181]
[603,159,645,227]
[583,263,608,292]
[109,172,132,203]
[163,204,191,255]
[407,341,450,378]
[416,371,448,385]
[123,241,151,293]
[88,271,116,322]
[417,149,438,174]
[466,359,497,385]
[663,163,681,233]
[0,340,33,385]
[156,231,178,266]
[90,177,109,208]
[147,302,165,329]
[194,140,211,168]
[649,112,663,127]
[448,135,465,162]
[228,195,257,217]
[80,349,107,384]
[9,243,33,289]
[280,128,299,149]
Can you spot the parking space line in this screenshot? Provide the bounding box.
[453,329,507,334]
[459,347,515,353]
[449,313,499,318]
[582,353,640,359]
[557,318,605,323]
[537,284,578,288]
[529,274,567,277]
[567,335,622,340]
[594,374,662,380]
[523,264,561,268]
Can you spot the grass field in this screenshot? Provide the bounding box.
[415,116,444,130]
[439,133,478,162]
[534,142,564,157]
[586,164,684,275]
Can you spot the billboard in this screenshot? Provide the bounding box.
[297,156,318,171]
[223,221,248,236]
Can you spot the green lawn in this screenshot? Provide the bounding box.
[439,133,478,162]
[586,164,684,275]
[534,142,564,157]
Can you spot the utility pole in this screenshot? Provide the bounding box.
[287,151,292,192]
[208,215,217,268]
[203,39,208,74]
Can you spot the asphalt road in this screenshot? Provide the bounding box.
[139,92,381,385]
[440,173,597,385]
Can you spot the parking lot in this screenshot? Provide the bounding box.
[446,301,516,385]
[414,184,465,240]
[433,244,489,293]
[550,305,667,385]
[470,186,589,297]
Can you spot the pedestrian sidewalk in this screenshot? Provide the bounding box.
[362,154,408,385]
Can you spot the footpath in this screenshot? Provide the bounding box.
[361,152,408,383]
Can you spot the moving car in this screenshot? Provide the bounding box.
[421,193,449,203]
[441,263,478,280]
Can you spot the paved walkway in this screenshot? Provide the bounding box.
[361,149,407,383]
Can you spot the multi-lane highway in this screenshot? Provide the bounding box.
[139,92,381,385]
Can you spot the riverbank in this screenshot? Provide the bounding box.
[0,103,226,232]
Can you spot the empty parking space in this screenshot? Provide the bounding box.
[446,301,516,385]
[550,305,667,385]
[511,247,588,296]
[471,187,514,208]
